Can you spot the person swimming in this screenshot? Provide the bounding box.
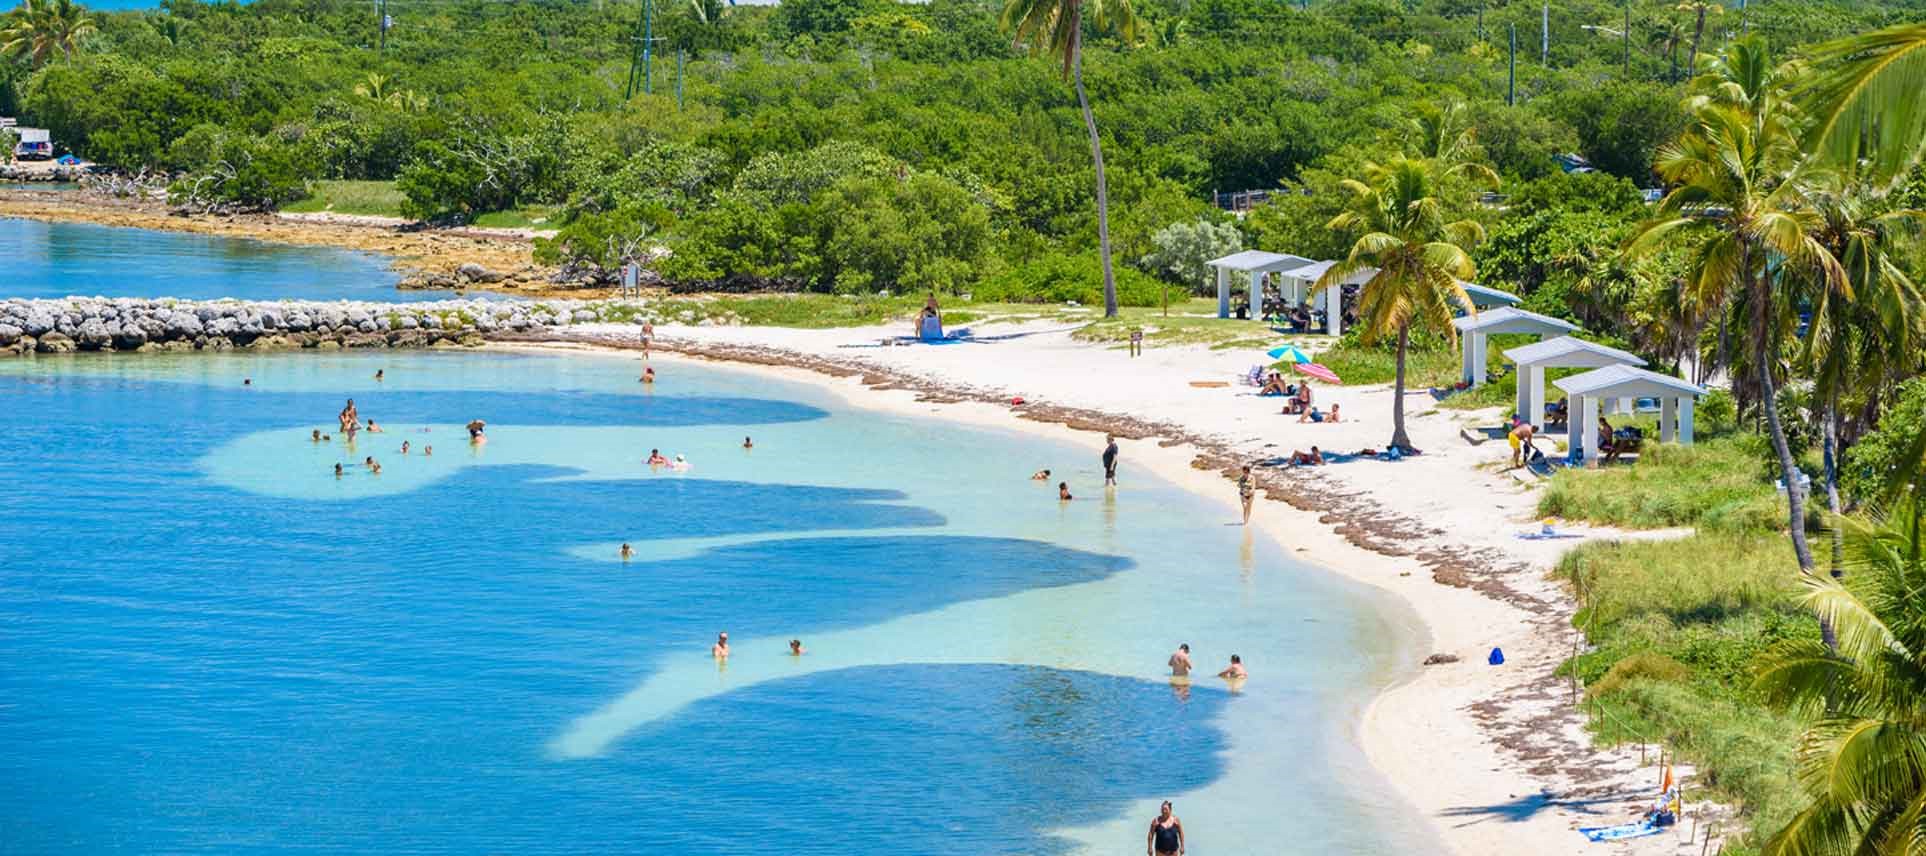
[369,461,382,475]
[1031,469,1051,481]
[647,449,668,466]
[400,441,410,455]
[363,456,376,468]
[244,378,252,386]
[641,366,655,384]
[334,463,344,478]
[711,632,729,659]
[789,639,805,656]
[311,429,322,443]
[423,445,432,456]
[671,454,690,471]
[366,420,383,433]
[467,420,487,445]
[743,436,753,449]
[619,543,633,561]
[1168,643,1192,678]
[374,369,384,382]
[1058,482,1073,501]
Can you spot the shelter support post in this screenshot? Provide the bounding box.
[1580,395,1600,468]
[1679,398,1695,445]
[1328,283,1344,336]
[1660,397,1677,443]
[1250,270,1263,319]
[1216,267,1229,319]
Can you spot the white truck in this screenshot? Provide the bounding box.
[14,127,53,161]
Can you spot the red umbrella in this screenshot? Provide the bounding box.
[1294,362,1341,384]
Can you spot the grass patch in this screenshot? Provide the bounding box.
[282,180,407,217]
[1537,435,1799,532]
[1315,337,1460,387]
[472,206,560,229]
[1069,300,1289,349]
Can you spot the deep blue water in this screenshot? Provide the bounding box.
[0,350,1425,854]
[0,217,464,302]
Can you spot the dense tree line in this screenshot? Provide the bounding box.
[5,0,1919,297]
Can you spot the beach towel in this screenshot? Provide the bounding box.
[1578,820,1661,842]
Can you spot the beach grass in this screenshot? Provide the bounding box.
[282,180,408,217]
[1537,436,1798,532]
[1548,424,1831,850]
[472,206,560,229]
[1313,338,1460,388]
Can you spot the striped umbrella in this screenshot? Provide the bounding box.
[1294,362,1341,384]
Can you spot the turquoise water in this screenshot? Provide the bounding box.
[0,349,1430,853]
[0,217,463,302]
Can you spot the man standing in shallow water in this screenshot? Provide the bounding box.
[1168,643,1192,679]
[710,632,729,659]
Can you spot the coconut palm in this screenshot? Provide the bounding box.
[1795,22,1926,192]
[2,0,97,67]
[1647,16,1688,82]
[1802,190,1926,576]
[1628,39,1848,582]
[1753,495,1926,856]
[1408,100,1500,188]
[1315,158,1483,452]
[1676,0,1722,79]
[1001,0,1139,318]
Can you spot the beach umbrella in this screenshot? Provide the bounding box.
[1267,344,1313,364]
[1294,362,1341,384]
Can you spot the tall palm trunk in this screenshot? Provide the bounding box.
[1686,5,1706,77]
[1071,47,1119,318]
[1391,323,1412,451]
[1822,402,1843,579]
[1752,273,1830,649]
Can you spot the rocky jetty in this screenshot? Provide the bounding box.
[0,297,631,356]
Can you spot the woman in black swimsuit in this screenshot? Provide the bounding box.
[1147,800,1184,856]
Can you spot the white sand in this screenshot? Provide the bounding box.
[550,318,1728,855]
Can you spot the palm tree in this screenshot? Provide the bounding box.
[2,0,97,67]
[1314,158,1483,452]
[1801,191,1926,576]
[1794,22,1926,192]
[353,72,392,103]
[1628,39,1848,584]
[1647,16,1688,82]
[1408,100,1500,188]
[1001,0,1139,318]
[1753,495,1926,856]
[1676,0,1722,79]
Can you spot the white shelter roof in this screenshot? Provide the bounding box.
[1553,364,1706,399]
[1450,306,1579,336]
[1459,282,1522,309]
[1277,259,1376,284]
[1504,336,1646,368]
[1205,250,1316,274]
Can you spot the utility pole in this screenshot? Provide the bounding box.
[1541,3,1549,64]
[1477,1,1484,40]
[676,49,684,110]
[623,0,645,99]
[1508,23,1517,105]
[1740,0,1749,34]
[642,0,653,95]
[1623,2,1631,78]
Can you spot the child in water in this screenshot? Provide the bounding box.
[1058,482,1073,501]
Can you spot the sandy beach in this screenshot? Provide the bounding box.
[533,317,1726,855]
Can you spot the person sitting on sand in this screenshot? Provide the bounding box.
[620,543,633,561]
[1326,403,1341,423]
[647,449,668,466]
[1297,406,1325,424]
[789,639,806,656]
[1508,422,1536,469]
[1058,482,1073,501]
[1031,469,1051,481]
[467,420,487,445]
[1291,446,1325,466]
[1259,372,1289,396]
[711,632,730,659]
[1217,654,1247,680]
[743,436,753,449]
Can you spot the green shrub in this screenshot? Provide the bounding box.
[971,252,1164,307]
[1587,652,1691,696]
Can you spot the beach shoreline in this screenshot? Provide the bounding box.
[507,323,1722,856]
